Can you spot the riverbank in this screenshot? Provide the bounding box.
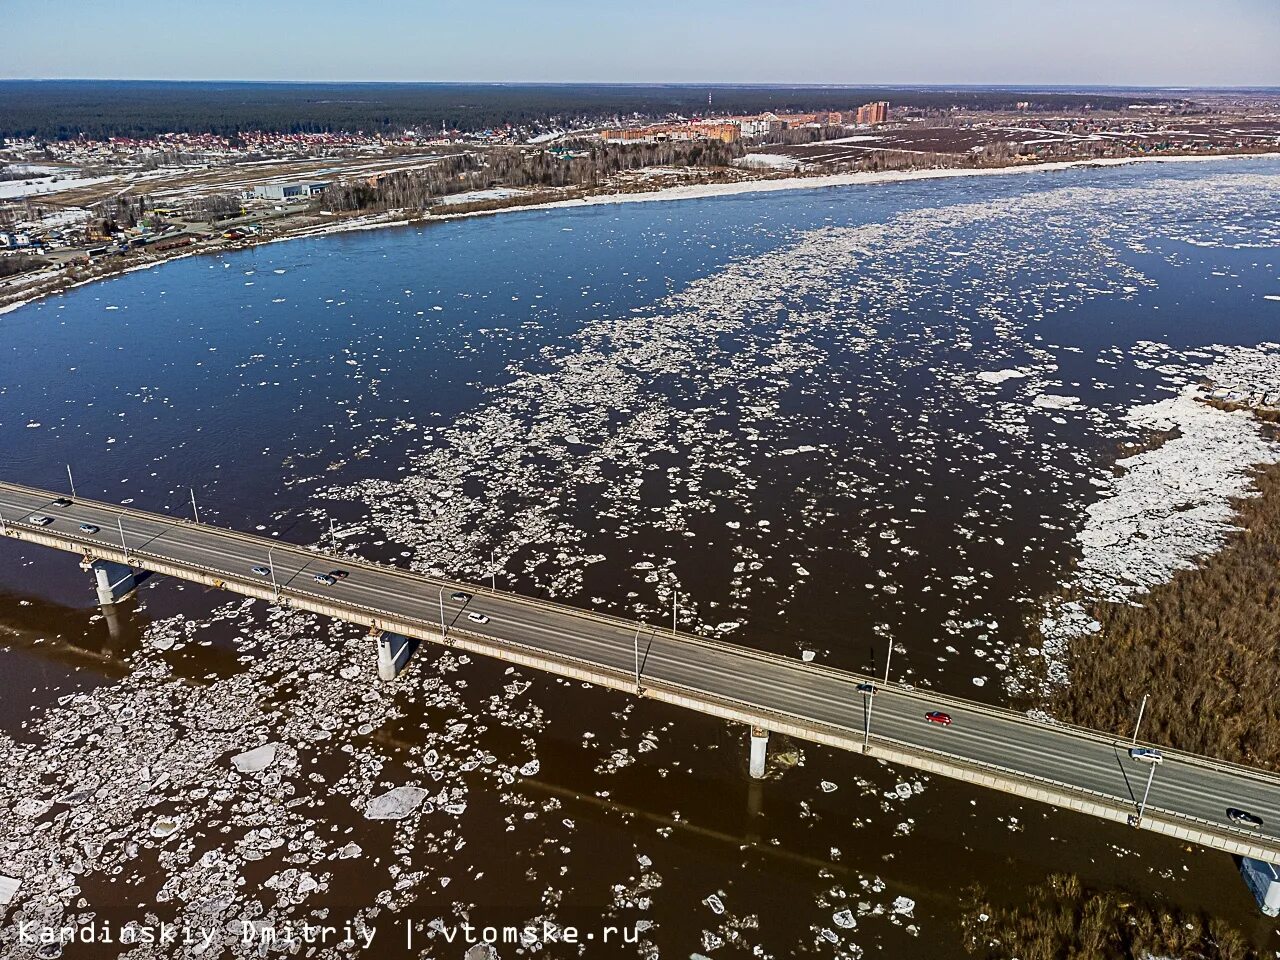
[2,149,1277,318]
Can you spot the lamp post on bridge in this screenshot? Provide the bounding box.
[1131,694,1149,745]
[66,465,77,499]
[1136,761,1158,823]
[117,514,129,560]
[190,488,200,525]
[863,637,895,750]
[633,623,643,693]
[490,547,498,592]
[268,546,279,601]
[438,585,447,642]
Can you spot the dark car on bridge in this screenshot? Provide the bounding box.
[924,711,952,726]
[1228,807,1264,829]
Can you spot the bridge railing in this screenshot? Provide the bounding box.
[6,479,1280,797]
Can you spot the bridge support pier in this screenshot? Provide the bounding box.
[83,559,136,606]
[749,726,769,779]
[375,629,417,681]
[1240,857,1280,916]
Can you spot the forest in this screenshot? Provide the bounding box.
[318,138,741,212]
[0,81,1163,140]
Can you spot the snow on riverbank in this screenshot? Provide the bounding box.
[1036,346,1280,692]
[2,152,1276,321]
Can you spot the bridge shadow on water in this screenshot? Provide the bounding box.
[0,577,249,690]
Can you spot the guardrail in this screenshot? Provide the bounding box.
[10,478,1276,782]
[5,482,1280,861]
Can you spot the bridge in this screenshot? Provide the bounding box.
[4,478,1280,892]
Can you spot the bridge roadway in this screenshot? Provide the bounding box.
[3,479,1280,863]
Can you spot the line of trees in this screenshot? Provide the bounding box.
[319,139,741,213]
[0,81,1164,141]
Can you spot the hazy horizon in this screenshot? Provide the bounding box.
[5,0,1278,87]
[3,79,1279,92]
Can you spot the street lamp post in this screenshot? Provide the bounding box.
[268,546,278,600]
[672,589,678,636]
[1131,694,1149,745]
[329,516,337,553]
[490,547,497,592]
[1137,762,1157,821]
[633,624,642,692]
[864,639,895,750]
[438,585,447,642]
[190,488,200,524]
[66,465,77,499]
[117,515,128,559]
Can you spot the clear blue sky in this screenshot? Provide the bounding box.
[4,0,1278,86]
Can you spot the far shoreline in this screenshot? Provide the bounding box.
[3,150,1278,317]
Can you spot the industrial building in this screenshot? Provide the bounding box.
[251,181,330,201]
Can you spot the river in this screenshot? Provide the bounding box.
[2,157,1280,958]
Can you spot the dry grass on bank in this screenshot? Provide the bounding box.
[961,874,1253,960]
[1048,461,1280,769]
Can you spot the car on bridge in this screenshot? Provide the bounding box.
[925,711,952,726]
[1229,808,1265,829]
[451,591,471,602]
[313,573,337,586]
[251,566,271,577]
[329,570,349,580]
[1129,747,1163,764]
[27,515,54,526]
[467,612,490,625]
[53,497,72,507]
[79,523,99,534]
[856,683,877,694]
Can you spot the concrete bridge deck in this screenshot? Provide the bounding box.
[4,479,1280,862]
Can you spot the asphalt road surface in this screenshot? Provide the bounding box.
[4,480,1280,858]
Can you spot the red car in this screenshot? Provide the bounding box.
[925,711,952,726]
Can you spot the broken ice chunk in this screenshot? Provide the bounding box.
[231,744,278,774]
[364,786,428,820]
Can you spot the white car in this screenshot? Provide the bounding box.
[1128,747,1163,764]
[27,515,54,526]
[467,612,490,625]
